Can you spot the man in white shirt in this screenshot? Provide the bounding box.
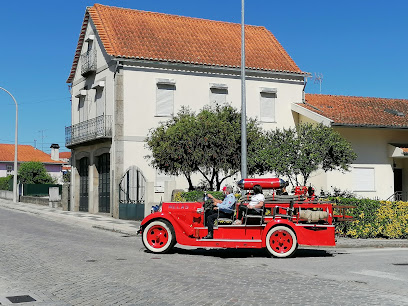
[233,184,264,225]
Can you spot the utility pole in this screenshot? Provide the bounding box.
[38,130,46,152]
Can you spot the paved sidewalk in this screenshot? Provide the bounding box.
[1,198,407,248]
[0,198,141,236]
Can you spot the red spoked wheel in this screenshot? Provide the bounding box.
[142,220,176,253]
[266,226,297,258]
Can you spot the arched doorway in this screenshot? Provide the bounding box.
[119,166,146,204]
[119,166,146,220]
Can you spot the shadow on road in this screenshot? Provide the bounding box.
[165,246,335,259]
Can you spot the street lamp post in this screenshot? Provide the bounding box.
[241,0,247,180]
[0,87,18,203]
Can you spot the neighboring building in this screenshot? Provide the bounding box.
[52,148,72,173]
[0,144,64,183]
[66,4,307,217]
[293,94,408,200]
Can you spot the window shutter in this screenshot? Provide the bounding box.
[156,84,175,116]
[353,167,375,191]
[260,92,275,122]
[210,88,228,107]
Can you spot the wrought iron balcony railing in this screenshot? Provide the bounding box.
[65,115,112,147]
[80,49,97,76]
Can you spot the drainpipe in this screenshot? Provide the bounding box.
[302,76,308,103]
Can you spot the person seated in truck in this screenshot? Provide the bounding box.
[233,184,265,225]
[203,186,236,239]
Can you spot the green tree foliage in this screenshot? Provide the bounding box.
[145,105,263,190]
[18,161,55,184]
[0,175,13,190]
[256,123,357,186]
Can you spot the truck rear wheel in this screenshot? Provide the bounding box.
[266,226,297,258]
[142,220,176,253]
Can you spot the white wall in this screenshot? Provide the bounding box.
[120,65,304,199]
[307,126,408,200]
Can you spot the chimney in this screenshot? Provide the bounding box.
[50,144,60,161]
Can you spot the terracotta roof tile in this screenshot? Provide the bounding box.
[59,152,71,159]
[300,94,408,128]
[67,4,303,82]
[0,144,63,164]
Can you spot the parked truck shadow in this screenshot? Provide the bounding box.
[168,246,335,258]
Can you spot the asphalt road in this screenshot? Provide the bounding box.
[1,206,408,305]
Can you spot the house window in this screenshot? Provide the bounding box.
[6,165,13,176]
[78,95,87,122]
[353,167,375,192]
[92,81,105,118]
[75,90,88,122]
[85,35,95,51]
[209,84,228,107]
[260,88,277,122]
[156,79,175,117]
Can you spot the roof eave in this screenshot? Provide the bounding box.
[66,10,91,84]
[291,103,333,126]
[332,123,408,129]
[114,56,309,78]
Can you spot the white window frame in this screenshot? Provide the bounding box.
[156,79,176,117]
[260,88,277,123]
[209,83,228,107]
[353,167,375,192]
[6,165,13,176]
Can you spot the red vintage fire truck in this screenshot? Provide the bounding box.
[138,178,351,258]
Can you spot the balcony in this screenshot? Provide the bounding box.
[65,115,112,147]
[80,49,97,76]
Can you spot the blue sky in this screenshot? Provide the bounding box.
[0,0,407,153]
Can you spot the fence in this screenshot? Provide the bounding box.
[22,184,62,196]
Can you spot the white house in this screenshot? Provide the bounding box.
[293,94,408,201]
[66,4,307,218]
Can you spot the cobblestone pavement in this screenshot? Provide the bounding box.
[0,199,408,305]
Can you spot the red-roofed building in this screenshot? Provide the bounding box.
[292,94,408,200]
[66,4,307,217]
[0,144,65,183]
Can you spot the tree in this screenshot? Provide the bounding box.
[145,107,199,190]
[18,161,55,184]
[257,123,357,186]
[145,105,263,190]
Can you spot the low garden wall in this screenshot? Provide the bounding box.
[0,190,13,200]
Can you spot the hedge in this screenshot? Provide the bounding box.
[333,198,408,239]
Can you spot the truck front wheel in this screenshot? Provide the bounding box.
[142,220,176,253]
[266,226,297,258]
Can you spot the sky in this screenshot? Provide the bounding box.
[0,0,407,153]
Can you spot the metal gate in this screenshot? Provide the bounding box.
[79,157,89,211]
[97,153,110,213]
[119,166,146,204]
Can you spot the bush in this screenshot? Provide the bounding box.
[333,197,408,239]
[173,190,224,202]
[18,161,55,184]
[0,176,13,191]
